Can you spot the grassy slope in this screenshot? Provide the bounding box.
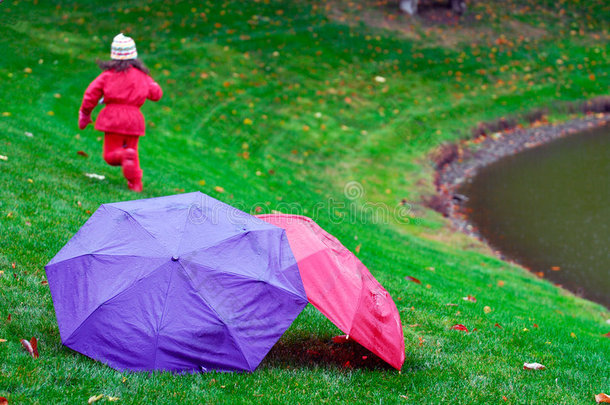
[0,0,609,403]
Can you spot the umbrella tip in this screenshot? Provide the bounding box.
[171,256,179,262]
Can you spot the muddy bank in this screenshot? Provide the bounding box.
[434,113,610,234]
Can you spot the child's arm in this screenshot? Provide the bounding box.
[78,73,107,129]
[146,76,163,102]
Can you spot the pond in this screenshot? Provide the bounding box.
[458,124,609,308]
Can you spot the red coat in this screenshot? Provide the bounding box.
[80,67,163,136]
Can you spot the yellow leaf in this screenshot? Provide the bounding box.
[24,67,32,73]
[484,306,492,314]
[243,118,253,125]
[88,395,104,404]
[214,186,225,193]
[198,180,206,186]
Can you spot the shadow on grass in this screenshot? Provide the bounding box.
[261,334,400,371]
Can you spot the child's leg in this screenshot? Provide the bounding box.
[102,133,125,166]
[121,135,143,192]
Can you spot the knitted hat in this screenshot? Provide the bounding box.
[110,33,137,60]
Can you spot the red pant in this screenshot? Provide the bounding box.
[103,133,142,182]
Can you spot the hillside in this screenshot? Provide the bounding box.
[0,0,609,403]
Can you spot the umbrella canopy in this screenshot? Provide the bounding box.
[45,192,308,372]
[257,214,405,370]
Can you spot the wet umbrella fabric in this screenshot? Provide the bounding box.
[257,214,405,370]
[45,192,308,372]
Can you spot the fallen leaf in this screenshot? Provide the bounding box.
[40,280,48,285]
[405,276,421,284]
[107,397,120,402]
[332,334,349,343]
[446,303,458,307]
[88,395,104,404]
[0,339,7,343]
[551,266,560,271]
[596,393,610,403]
[523,362,545,370]
[462,295,476,302]
[603,332,610,338]
[570,332,576,338]
[355,244,361,254]
[77,150,89,158]
[20,337,39,358]
[214,186,225,193]
[84,173,105,181]
[0,396,7,405]
[451,324,469,332]
[198,180,206,186]
[24,131,33,137]
[484,306,492,314]
[494,323,502,328]
[0,155,7,161]
[374,76,386,83]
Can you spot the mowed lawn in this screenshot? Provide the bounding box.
[0,0,609,403]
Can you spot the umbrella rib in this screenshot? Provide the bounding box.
[151,265,176,370]
[175,263,252,369]
[182,258,307,303]
[48,252,168,266]
[105,206,172,255]
[175,262,254,371]
[178,227,273,258]
[63,260,170,345]
[346,279,369,337]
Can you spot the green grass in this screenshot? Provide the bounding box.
[1,0,609,403]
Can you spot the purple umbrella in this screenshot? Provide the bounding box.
[45,192,307,372]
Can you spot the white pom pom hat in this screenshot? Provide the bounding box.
[111,33,137,60]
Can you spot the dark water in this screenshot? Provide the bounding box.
[459,125,609,308]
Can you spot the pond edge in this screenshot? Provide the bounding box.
[434,113,610,237]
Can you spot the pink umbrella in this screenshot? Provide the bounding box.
[257,214,405,370]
